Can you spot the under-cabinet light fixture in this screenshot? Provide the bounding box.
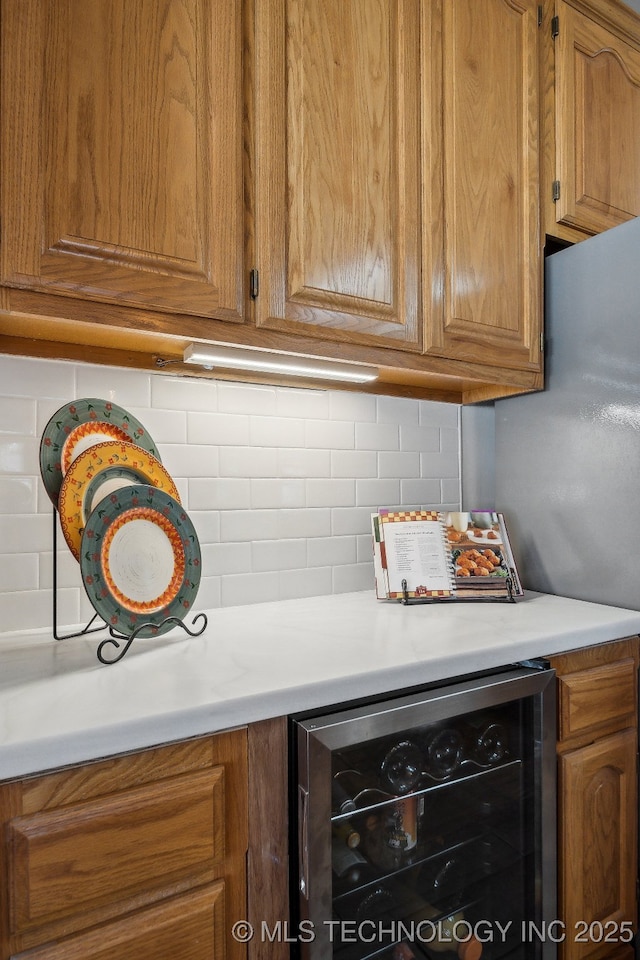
[183,343,379,384]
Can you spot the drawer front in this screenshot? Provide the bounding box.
[8,767,224,935]
[558,657,638,742]
[9,882,225,960]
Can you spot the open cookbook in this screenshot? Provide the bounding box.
[371,509,523,602]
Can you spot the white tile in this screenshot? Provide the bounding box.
[187,411,250,446]
[251,478,306,509]
[0,398,37,436]
[252,539,307,572]
[76,363,152,407]
[356,533,374,563]
[0,587,80,633]
[276,386,329,419]
[277,509,331,539]
[420,448,460,479]
[39,548,83,590]
[0,553,39,591]
[220,510,281,542]
[195,575,221,609]
[217,381,277,416]
[189,477,250,511]
[355,422,399,451]
[219,446,279,479]
[331,506,375,537]
[440,427,460,454]
[0,437,39,475]
[329,391,376,422]
[378,451,420,479]
[441,478,462,505]
[306,478,355,508]
[202,541,252,576]
[356,479,401,507]
[160,443,219,478]
[420,400,460,428]
[249,416,305,448]
[400,424,441,453]
[332,562,374,593]
[400,478,443,505]
[305,419,354,450]
[278,566,332,601]
[128,406,187,445]
[189,510,221,545]
[331,450,377,479]
[0,476,38,513]
[221,571,279,607]
[307,536,357,568]
[151,374,218,412]
[377,395,420,425]
[0,356,75,400]
[278,448,331,479]
[1,513,50,553]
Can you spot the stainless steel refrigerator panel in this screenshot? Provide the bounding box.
[495,216,640,608]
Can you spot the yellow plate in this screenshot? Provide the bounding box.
[58,441,180,561]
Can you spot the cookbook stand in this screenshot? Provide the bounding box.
[399,574,516,604]
[51,509,208,665]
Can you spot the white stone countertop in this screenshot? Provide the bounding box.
[2,589,640,781]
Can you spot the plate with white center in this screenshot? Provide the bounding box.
[58,441,180,561]
[80,485,201,637]
[39,398,159,507]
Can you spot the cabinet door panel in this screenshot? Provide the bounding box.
[255,0,422,350]
[9,884,225,960]
[425,0,541,372]
[559,728,637,960]
[555,0,640,235]
[0,0,243,321]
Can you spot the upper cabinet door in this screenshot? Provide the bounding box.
[0,0,244,322]
[254,0,423,351]
[553,0,640,237]
[424,0,542,373]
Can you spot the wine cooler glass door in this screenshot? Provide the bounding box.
[294,666,556,960]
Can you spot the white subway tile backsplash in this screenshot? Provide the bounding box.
[187,411,250,446]
[355,422,399,451]
[331,450,377,479]
[0,357,75,400]
[0,397,37,436]
[378,451,421,479]
[306,478,355,508]
[152,374,218,412]
[189,477,251,511]
[217,381,277,416]
[0,354,462,632]
[305,419,354,450]
[355,478,401,507]
[249,416,305,448]
[0,476,38,513]
[250,478,306,509]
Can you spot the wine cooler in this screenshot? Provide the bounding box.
[292,664,556,960]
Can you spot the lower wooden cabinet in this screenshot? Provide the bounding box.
[0,730,248,960]
[548,638,639,960]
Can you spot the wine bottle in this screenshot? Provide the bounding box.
[379,739,423,794]
[463,717,509,766]
[332,768,367,814]
[422,727,464,780]
[332,833,367,880]
[333,819,361,849]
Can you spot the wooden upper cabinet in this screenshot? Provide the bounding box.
[548,0,640,240]
[253,0,423,351]
[424,0,542,373]
[0,0,244,322]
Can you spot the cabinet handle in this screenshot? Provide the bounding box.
[298,785,310,899]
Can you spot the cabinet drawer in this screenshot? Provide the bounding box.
[9,882,225,960]
[557,657,638,742]
[8,767,224,936]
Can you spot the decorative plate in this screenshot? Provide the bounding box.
[58,441,181,561]
[80,485,201,637]
[40,398,159,506]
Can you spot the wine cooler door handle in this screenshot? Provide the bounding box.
[298,785,310,899]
